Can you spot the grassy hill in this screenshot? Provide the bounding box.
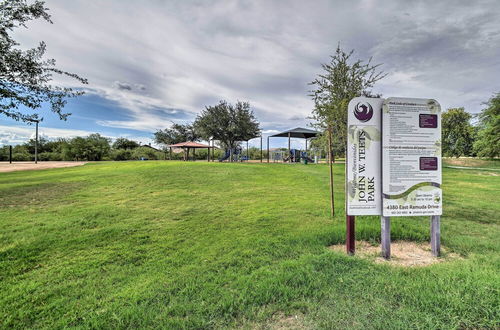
[0,161,498,328]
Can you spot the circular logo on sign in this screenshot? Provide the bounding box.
[354,102,373,122]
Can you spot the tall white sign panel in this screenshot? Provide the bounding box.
[382,98,442,216]
[347,97,383,215]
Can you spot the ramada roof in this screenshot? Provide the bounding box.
[168,141,214,148]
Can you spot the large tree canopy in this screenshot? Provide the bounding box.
[112,137,139,150]
[194,100,260,149]
[0,0,87,122]
[309,45,386,156]
[473,92,500,158]
[442,107,475,157]
[154,122,200,146]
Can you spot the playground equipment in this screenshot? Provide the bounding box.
[267,127,320,163]
[219,146,244,162]
[271,150,285,162]
[283,149,315,163]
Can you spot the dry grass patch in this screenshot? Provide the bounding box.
[329,241,462,267]
[0,161,86,172]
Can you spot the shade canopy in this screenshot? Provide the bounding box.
[269,127,320,139]
[168,141,215,148]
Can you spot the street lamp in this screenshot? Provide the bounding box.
[26,119,40,164]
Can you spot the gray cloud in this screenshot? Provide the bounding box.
[11,0,500,135]
[113,81,132,90]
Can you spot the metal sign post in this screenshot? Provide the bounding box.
[431,215,441,256]
[381,216,391,259]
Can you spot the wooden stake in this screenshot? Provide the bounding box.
[381,216,391,259]
[327,127,335,217]
[431,215,440,256]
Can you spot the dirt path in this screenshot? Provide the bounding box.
[0,161,87,173]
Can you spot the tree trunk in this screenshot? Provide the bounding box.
[328,126,335,217]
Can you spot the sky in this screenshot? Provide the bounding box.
[1,0,499,148]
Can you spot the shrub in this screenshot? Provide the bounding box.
[111,149,133,161]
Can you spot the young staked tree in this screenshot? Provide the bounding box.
[309,45,386,217]
[194,100,260,161]
[0,0,87,123]
[473,92,500,158]
[442,108,475,157]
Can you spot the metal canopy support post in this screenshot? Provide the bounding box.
[305,138,308,153]
[431,215,441,256]
[211,140,215,162]
[287,132,291,160]
[346,215,355,255]
[169,147,172,160]
[381,216,391,259]
[9,145,12,164]
[267,136,270,163]
[207,147,210,162]
[260,135,263,162]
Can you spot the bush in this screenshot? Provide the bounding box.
[12,152,31,161]
[111,149,133,161]
[132,147,162,160]
[38,152,63,161]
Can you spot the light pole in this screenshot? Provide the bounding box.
[27,119,40,164]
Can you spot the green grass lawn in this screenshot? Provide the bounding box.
[1,161,499,329]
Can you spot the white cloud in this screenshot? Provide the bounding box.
[8,0,500,137]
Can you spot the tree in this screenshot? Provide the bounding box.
[309,45,386,157]
[473,93,500,158]
[194,100,260,155]
[442,108,475,157]
[64,134,110,161]
[309,45,386,216]
[112,137,139,150]
[154,123,200,146]
[0,0,87,122]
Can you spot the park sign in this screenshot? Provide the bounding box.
[382,97,442,216]
[346,97,383,215]
[345,96,442,258]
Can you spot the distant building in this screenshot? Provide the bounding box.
[140,143,161,152]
